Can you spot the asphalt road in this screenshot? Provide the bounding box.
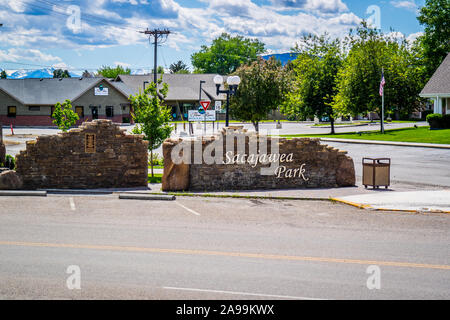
[0,195,448,300]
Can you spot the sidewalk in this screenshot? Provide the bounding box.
[143,182,449,213]
[334,190,450,213]
[319,138,450,149]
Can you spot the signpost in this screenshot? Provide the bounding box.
[200,101,211,134]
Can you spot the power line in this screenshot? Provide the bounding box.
[13,0,142,33]
[140,28,171,84]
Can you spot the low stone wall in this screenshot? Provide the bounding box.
[16,120,148,189]
[162,127,355,191]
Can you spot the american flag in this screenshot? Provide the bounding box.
[379,71,385,96]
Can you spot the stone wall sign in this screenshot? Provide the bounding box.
[162,127,355,191]
[16,120,148,189]
[85,133,96,153]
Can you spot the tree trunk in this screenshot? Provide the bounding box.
[330,116,335,135]
[252,121,259,132]
[150,149,154,177]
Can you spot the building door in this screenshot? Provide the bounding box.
[91,106,98,120]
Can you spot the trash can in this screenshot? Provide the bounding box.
[362,158,391,189]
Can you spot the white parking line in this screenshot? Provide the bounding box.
[162,286,325,300]
[175,202,200,216]
[69,197,76,211]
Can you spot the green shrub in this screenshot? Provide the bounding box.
[148,153,164,166]
[421,109,433,120]
[1,154,15,170]
[426,113,450,129]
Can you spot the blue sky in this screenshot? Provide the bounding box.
[0,0,425,74]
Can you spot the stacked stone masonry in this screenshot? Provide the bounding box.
[162,127,355,191]
[16,120,148,189]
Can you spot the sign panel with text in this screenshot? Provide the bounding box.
[188,110,216,121]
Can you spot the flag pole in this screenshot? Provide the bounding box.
[381,67,385,134]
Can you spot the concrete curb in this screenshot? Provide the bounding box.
[0,190,47,197]
[151,192,330,201]
[119,194,176,201]
[319,138,450,149]
[43,189,113,195]
[331,197,450,214]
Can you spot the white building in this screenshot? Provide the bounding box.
[420,53,450,115]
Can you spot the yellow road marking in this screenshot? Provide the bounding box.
[0,240,449,270]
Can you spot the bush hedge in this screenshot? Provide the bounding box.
[426,113,450,129]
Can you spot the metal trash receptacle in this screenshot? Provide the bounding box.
[362,158,391,189]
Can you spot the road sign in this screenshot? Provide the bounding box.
[198,106,205,114]
[214,100,222,111]
[188,110,216,121]
[200,101,210,111]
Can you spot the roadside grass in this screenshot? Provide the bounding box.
[312,120,420,127]
[312,122,365,127]
[148,173,163,183]
[280,126,450,144]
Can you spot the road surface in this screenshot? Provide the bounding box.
[0,195,448,299]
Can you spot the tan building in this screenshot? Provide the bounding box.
[0,78,132,126]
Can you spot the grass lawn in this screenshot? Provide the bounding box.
[148,173,163,183]
[280,126,450,144]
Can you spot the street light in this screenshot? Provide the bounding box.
[214,75,240,127]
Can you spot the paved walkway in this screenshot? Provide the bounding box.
[320,138,450,149]
[334,190,450,213]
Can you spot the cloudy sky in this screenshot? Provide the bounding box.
[0,0,425,73]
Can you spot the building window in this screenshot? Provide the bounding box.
[29,106,40,111]
[50,106,54,117]
[75,106,84,118]
[7,106,16,118]
[106,106,114,118]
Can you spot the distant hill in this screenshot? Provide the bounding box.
[1,68,81,79]
[260,53,299,65]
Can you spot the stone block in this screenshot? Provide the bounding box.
[0,170,23,190]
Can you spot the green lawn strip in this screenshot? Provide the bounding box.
[149,165,164,169]
[148,173,163,183]
[312,122,365,127]
[280,127,450,144]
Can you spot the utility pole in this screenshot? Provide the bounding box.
[139,28,171,84]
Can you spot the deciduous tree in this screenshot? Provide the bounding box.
[97,65,131,78]
[130,78,173,177]
[417,0,450,79]
[191,33,265,74]
[282,34,343,134]
[230,57,290,132]
[52,99,79,132]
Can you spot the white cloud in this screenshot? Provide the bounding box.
[270,0,348,13]
[114,61,131,68]
[0,0,363,61]
[0,48,63,64]
[390,1,418,12]
[406,31,423,43]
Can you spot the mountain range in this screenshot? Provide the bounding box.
[1,54,296,79]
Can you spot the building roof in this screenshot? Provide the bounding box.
[420,53,450,96]
[0,77,128,105]
[0,74,228,106]
[115,74,228,101]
